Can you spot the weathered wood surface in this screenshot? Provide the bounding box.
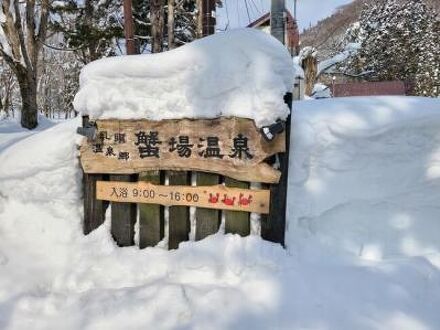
[224,178,250,236]
[79,118,285,183]
[82,115,107,235]
[110,174,137,246]
[83,173,107,235]
[139,171,164,248]
[96,180,270,214]
[195,173,221,240]
[168,171,190,250]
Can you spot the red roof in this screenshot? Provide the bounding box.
[247,12,271,28]
[331,81,408,97]
[247,11,296,28]
[247,10,299,52]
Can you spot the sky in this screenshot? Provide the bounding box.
[216,0,353,32]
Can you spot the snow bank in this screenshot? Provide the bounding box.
[74,29,294,128]
[0,118,81,203]
[1,96,440,329]
[288,96,440,266]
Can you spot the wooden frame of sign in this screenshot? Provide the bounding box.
[80,93,291,248]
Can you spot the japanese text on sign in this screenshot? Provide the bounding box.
[80,118,285,183]
[96,181,271,214]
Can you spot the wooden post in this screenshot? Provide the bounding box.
[139,171,164,248]
[195,172,221,240]
[82,115,107,235]
[261,93,292,246]
[110,174,137,246]
[168,171,191,249]
[224,178,250,236]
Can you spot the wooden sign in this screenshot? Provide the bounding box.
[96,181,270,214]
[80,118,285,183]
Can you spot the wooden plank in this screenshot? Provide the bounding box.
[139,171,164,248]
[82,115,107,235]
[110,174,137,246]
[83,173,106,235]
[96,180,270,214]
[261,93,293,247]
[79,118,285,183]
[195,173,221,240]
[168,171,190,250]
[224,177,250,236]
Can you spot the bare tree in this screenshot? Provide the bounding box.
[0,0,50,129]
[0,60,17,117]
[168,0,175,49]
[196,0,203,38]
[151,0,164,53]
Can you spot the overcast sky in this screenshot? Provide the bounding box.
[216,0,353,32]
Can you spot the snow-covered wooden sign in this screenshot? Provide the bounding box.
[79,118,285,183]
[96,181,270,214]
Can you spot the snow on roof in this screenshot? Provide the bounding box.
[317,43,360,76]
[73,29,294,127]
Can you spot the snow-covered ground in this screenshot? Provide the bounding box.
[1,96,440,329]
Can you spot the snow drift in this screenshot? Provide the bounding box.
[1,96,440,329]
[73,29,294,128]
[288,96,440,267]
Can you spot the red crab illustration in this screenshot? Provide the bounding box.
[238,193,253,206]
[222,194,236,206]
[208,193,220,203]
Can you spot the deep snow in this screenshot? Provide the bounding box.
[73,29,294,128]
[288,96,440,268]
[0,96,440,329]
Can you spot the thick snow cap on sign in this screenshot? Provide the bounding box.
[73,29,294,127]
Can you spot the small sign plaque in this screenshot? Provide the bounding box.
[96,181,270,214]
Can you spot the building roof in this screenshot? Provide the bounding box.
[247,10,296,28]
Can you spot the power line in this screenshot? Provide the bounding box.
[235,0,241,27]
[249,0,262,15]
[224,0,230,30]
[244,0,251,24]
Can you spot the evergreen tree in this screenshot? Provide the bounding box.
[52,0,198,57]
[348,0,440,96]
[51,0,123,64]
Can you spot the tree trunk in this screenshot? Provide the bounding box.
[85,0,98,61]
[168,0,175,50]
[18,72,38,129]
[196,0,203,39]
[151,0,164,53]
[302,56,318,96]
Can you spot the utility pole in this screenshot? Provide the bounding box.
[202,0,216,37]
[123,0,136,55]
[270,0,285,44]
[262,0,294,247]
[294,0,297,19]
